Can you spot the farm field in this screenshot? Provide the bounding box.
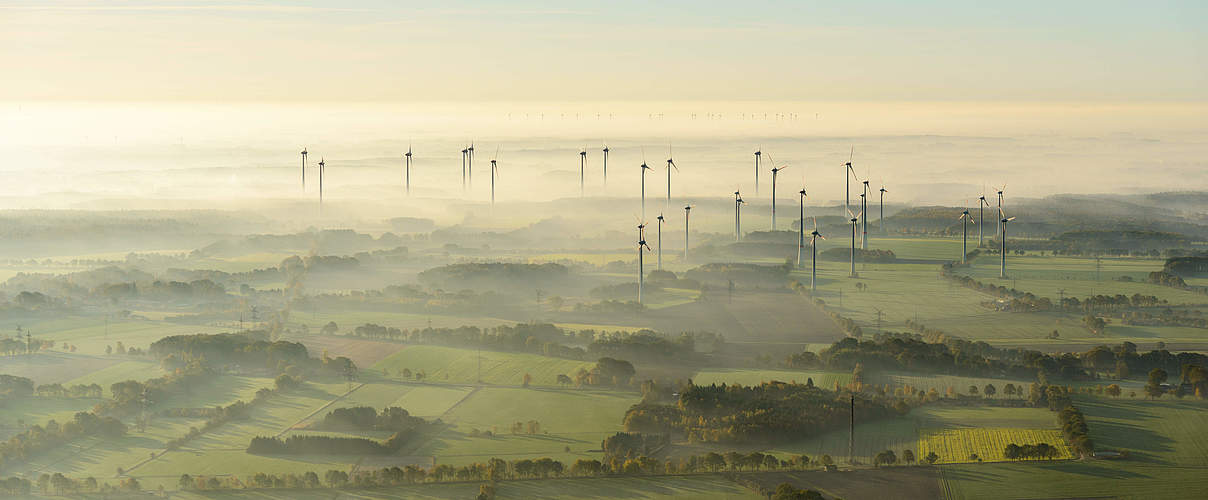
[918,428,1070,464]
[941,398,1208,499]
[877,373,1033,400]
[371,345,596,387]
[169,474,760,500]
[747,468,943,500]
[0,352,124,385]
[413,386,637,466]
[63,360,165,397]
[672,405,1067,466]
[13,317,230,355]
[288,310,513,334]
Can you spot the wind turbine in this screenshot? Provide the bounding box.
[995,184,1006,237]
[797,188,807,268]
[602,143,609,187]
[489,146,501,205]
[579,146,587,197]
[753,147,761,196]
[300,148,307,191]
[656,214,665,270]
[636,222,652,304]
[318,157,326,214]
[959,205,976,264]
[770,159,788,230]
[665,145,678,203]
[878,183,888,235]
[683,204,693,261]
[460,146,468,191]
[467,142,475,189]
[999,208,1016,278]
[404,145,412,195]
[810,217,825,291]
[734,190,746,242]
[640,157,653,220]
[847,208,862,278]
[977,193,989,247]
[844,147,856,217]
[861,179,870,249]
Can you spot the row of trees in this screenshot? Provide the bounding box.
[317,406,428,433]
[247,431,414,455]
[1003,442,1060,460]
[0,411,126,470]
[625,381,902,444]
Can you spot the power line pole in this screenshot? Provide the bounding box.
[849,394,855,465]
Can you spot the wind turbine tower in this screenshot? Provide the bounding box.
[656,214,665,270]
[404,146,412,195]
[959,207,975,264]
[978,194,989,247]
[637,223,651,304]
[879,184,888,235]
[861,179,870,249]
[848,208,861,278]
[640,162,652,220]
[797,188,807,268]
[300,148,307,191]
[753,148,761,195]
[579,147,587,197]
[602,144,609,187]
[999,208,1016,278]
[318,157,325,214]
[683,205,692,261]
[734,191,746,242]
[770,162,787,230]
[810,218,825,290]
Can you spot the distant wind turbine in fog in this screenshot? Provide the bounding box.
[468,142,475,189]
[770,159,787,230]
[636,222,651,304]
[683,204,693,261]
[959,205,976,264]
[579,146,587,197]
[978,192,989,247]
[640,156,652,220]
[734,190,746,242]
[656,213,665,270]
[490,146,501,205]
[601,143,610,187]
[318,157,326,214]
[810,217,825,291]
[753,147,761,196]
[879,183,888,235]
[300,148,307,191]
[665,145,679,203]
[844,147,856,217]
[861,179,870,249]
[848,208,861,278]
[404,145,412,195]
[461,146,468,191]
[797,188,807,268]
[999,208,1016,278]
[996,184,1007,237]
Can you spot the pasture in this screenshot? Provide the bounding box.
[371,345,596,387]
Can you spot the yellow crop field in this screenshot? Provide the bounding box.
[917,428,1072,464]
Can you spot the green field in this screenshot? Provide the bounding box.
[414,386,638,465]
[941,398,1208,499]
[169,475,759,500]
[919,428,1071,464]
[372,345,596,387]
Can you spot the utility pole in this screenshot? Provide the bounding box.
[849,394,855,465]
[1058,289,1065,310]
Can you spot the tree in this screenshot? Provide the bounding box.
[1146,368,1168,399]
[1105,384,1122,398]
[924,451,939,464]
[983,384,996,397]
[1004,444,1021,460]
[321,321,339,335]
[324,469,348,488]
[522,373,532,388]
[556,374,572,386]
[901,449,915,464]
[1115,360,1130,379]
[874,449,897,467]
[968,385,979,396]
[819,454,833,466]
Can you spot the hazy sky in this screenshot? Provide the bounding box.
[3,0,1205,102]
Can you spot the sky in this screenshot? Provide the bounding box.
[2,0,1205,102]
